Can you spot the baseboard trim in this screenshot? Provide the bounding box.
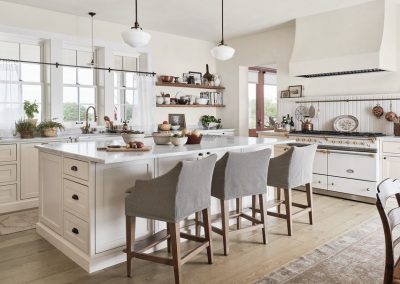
[0,198,38,214]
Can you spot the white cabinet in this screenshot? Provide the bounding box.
[312,174,328,190]
[0,144,16,162]
[39,152,63,235]
[314,150,328,175]
[382,155,400,180]
[20,143,40,199]
[157,153,200,176]
[95,159,154,253]
[328,176,376,198]
[328,151,376,181]
[0,184,17,203]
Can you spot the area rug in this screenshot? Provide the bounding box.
[256,217,388,284]
[0,209,38,235]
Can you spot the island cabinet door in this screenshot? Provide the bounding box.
[95,159,155,254]
[39,152,63,235]
[20,143,40,199]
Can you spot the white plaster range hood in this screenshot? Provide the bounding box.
[289,0,398,78]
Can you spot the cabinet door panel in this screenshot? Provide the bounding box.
[95,159,154,254]
[157,154,199,176]
[39,153,63,235]
[314,150,328,175]
[382,156,400,180]
[21,143,39,199]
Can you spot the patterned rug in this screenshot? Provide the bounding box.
[256,217,388,284]
[0,209,38,235]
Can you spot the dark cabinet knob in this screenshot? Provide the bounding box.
[383,157,387,160]
[198,153,203,156]
[206,152,211,155]
[72,228,79,235]
[72,194,79,201]
[71,166,78,171]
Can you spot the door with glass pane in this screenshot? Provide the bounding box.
[248,67,277,137]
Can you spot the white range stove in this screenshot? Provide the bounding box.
[285,131,385,203]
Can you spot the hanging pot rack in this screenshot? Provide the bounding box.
[295,97,400,104]
[0,58,156,76]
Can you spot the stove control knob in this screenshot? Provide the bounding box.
[345,140,350,144]
[332,140,336,144]
[296,138,299,141]
[308,138,312,142]
[361,142,365,146]
[338,140,342,144]
[353,141,357,145]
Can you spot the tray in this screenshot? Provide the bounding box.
[97,146,152,152]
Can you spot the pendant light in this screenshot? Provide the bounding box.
[211,0,235,61]
[122,0,151,47]
[88,12,96,67]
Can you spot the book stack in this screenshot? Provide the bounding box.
[200,91,224,105]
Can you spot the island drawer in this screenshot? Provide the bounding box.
[382,141,400,154]
[0,165,17,184]
[64,158,89,181]
[64,211,89,253]
[0,184,17,204]
[0,144,16,162]
[327,176,376,198]
[64,179,89,220]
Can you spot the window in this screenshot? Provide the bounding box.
[62,49,96,122]
[113,55,138,122]
[0,41,42,122]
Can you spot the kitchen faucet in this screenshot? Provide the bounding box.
[83,106,97,134]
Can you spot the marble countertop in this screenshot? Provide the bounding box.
[36,136,294,164]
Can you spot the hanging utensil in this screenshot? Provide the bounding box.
[316,101,321,118]
[372,101,384,119]
[385,100,398,122]
[309,104,316,118]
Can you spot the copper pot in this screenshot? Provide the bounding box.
[372,104,384,118]
[385,111,398,122]
[394,123,400,136]
[302,120,313,132]
[159,75,174,83]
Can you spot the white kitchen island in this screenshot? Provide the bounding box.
[35,136,292,273]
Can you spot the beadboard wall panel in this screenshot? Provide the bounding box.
[278,94,400,135]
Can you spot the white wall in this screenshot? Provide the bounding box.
[217,4,400,135]
[0,0,218,128]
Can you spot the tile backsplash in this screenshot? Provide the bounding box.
[278,93,400,135]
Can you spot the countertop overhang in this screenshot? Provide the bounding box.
[36,136,294,164]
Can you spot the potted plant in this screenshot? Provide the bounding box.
[37,121,65,137]
[15,119,36,139]
[24,100,39,126]
[201,115,222,129]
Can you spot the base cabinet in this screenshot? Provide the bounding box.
[382,156,400,180]
[20,143,40,199]
[39,152,63,235]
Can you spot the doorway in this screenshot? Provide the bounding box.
[248,66,278,137]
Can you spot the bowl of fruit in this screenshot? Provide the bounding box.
[185,129,202,144]
[121,130,145,144]
[159,121,172,131]
[152,132,171,145]
[170,133,188,146]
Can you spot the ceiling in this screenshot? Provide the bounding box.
[4,0,373,42]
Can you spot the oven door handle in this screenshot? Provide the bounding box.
[326,150,376,158]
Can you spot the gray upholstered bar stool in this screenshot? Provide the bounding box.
[125,155,217,284]
[265,144,317,236]
[199,149,271,256]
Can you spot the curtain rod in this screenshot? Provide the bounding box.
[295,97,400,104]
[0,58,156,76]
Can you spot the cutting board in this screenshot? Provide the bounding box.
[97,146,152,152]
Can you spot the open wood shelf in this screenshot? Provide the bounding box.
[156,104,226,108]
[156,82,225,90]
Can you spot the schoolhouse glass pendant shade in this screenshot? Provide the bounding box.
[122,28,151,48]
[211,0,234,61]
[122,0,151,48]
[211,44,235,61]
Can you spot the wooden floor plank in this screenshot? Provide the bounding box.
[0,192,377,284]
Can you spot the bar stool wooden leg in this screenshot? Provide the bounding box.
[202,208,213,264]
[221,199,230,256]
[277,188,282,214]
[284,188,293,236]
[306,183,313,225]
[252,195,257,225]
[258,193,268,244]
[236,197,242,229]
[170,222,182,284]
[126,215,136,278]
[166,223,171,253]
[195,212,201,237]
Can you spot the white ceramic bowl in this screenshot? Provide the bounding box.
[152,133,171,145]
[171,125,180,131]
[170,136,188,146]
[121,133,145,144]
[196,98,208,105]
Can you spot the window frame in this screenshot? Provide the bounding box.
[62,48,97,125]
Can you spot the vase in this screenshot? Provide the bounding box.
[214,74,221,86]
[203,64,213,83]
